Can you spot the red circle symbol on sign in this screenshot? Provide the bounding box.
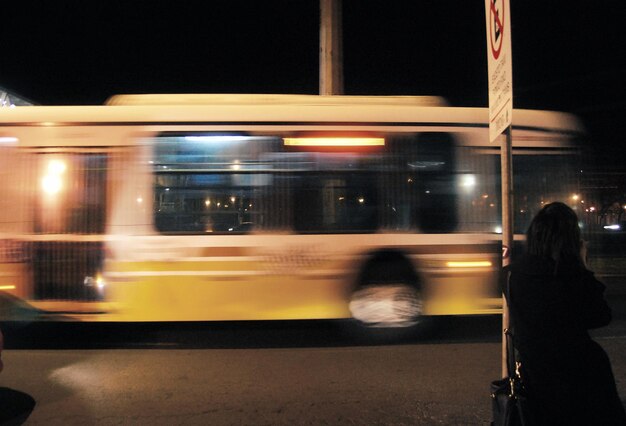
[489,0,505,60]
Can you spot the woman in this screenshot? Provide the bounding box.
[508,202,626,425]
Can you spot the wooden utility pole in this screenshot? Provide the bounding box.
[319,0,343,95]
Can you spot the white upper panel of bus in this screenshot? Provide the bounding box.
[0,94,584,148]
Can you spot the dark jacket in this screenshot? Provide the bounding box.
[508,254,626,425]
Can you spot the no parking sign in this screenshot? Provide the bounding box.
[485,0,513,142]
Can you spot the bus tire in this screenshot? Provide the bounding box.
[348,250,430,339]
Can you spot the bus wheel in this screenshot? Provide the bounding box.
[348,282,424,329]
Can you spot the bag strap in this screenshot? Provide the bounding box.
[503,268,517,377]
[503,327,516,378]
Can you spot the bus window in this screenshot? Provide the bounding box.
[152,133,283,234]
[512,153,580,233]
[455,146,500,233]
[293,173,378,233]
[35,153,107,234]
[414,133,457,232]
[385,133,457,233]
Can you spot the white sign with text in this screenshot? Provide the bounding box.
[485,0,513,142]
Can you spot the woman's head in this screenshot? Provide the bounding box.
[526,202,582,265]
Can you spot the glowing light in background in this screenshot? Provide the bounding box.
[41,159,67,195]
[459,174,476,193]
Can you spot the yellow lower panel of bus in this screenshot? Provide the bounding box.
[100,273,501,321]
[103,265,353,322]
[4,259,502,321]
[421,273,501,315]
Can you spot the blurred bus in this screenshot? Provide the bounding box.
[0,94,583,328]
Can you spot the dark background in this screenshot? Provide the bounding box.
[1,0,625,166]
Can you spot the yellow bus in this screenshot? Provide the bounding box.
[0,94,583,328]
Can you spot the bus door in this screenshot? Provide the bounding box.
[29,149,109,308]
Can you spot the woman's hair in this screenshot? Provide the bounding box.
[526,202,582,267]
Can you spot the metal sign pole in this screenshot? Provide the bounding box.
[484,0,513,378]
[500,125,514,377]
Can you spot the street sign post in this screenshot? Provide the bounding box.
[485,0,513,378]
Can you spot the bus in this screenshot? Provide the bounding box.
[0,94,583,329]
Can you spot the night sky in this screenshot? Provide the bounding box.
[2,0,626,165]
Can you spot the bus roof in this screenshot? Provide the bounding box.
[105,93,449,107]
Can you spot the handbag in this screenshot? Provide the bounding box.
[490,272,533,426]
[490,329,531,426]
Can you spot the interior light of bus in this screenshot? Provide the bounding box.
[604,224,621,231]
[0,285,16,290]
[42,159,67,195]
[48,160,66,175]
[446,261,493,268]
[0,137,18,144]
[283,137,385,147]
[42,175,62,195]
[184,136,250,143]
